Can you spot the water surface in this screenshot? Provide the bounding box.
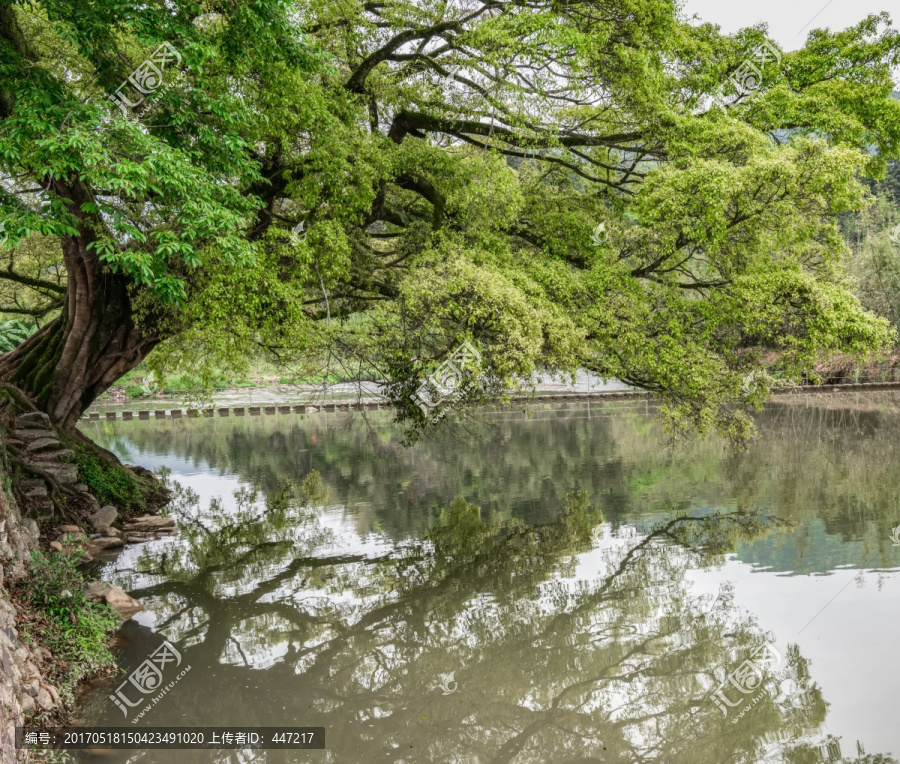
[72,395,900,763]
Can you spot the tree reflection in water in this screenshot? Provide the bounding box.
[77,471,891,764]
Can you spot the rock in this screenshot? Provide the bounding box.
[59,524,82,534]
[124,533,153,543]
[23,483,47,499]
[32,463,79,484]
[105,527,122,539]
[24,437,62,454]
[89,506,118,532]
[24,680,38,698]
[1,626,16,651]
[30,497,55,520]
[0,644,15,679]
[20,694,35,715]
[49,541,63,553]
[74,483,90,493]
[34,448,76,463]
[23,520,39,545]
[23,660,40,680]
[82,581,142,620]
[47,685,60,706]
[124,516,175,530]
[57,534,86,547]
[35,687,54,710]
[12,429,57,442]
[16,412,52,429]
[92,537,124,550]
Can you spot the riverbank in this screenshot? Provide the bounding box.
[0,394,172,763]
[81,379,900,421]
[94,353,900,414]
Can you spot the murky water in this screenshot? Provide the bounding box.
[70,395,900,763]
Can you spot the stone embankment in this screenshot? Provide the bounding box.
[82,381,900,421]
[0,409,173,762]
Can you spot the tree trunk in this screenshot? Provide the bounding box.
[0,195,157,431]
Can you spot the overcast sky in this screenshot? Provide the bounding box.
[681,0,895,52]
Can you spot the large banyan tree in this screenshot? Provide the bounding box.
[0,0,899,437]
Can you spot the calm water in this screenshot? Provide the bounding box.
[71,395,900,763]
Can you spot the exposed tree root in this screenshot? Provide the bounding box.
[7,449,81,525]
[0,382,169,523]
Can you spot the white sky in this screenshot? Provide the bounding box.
[681,0,896,52]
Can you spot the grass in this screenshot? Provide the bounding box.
[9,550,119,705]
[68,440,149,510]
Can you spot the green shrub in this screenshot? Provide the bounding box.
[12,551,119,702]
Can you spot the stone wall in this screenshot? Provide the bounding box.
[0,419,66,763]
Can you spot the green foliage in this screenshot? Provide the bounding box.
[2,1,900,442]
[12,551,119,703]
[428,490,601,564]
[0,319,32,352]
[69,442,147,510]
[300,470,328,505]
[844,161,900,333]
[428,496,503,561]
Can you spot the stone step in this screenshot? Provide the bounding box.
[29,448,75,464]
[29,497,55,520]
[24,437,63,454]
[12,429,58,442]
[24,483,48,499]
[123,516,175,530]
[16,412,52,429]
[31,463,79,484]
[91,537,124,550]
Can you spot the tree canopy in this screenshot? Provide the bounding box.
[1,0,899,435]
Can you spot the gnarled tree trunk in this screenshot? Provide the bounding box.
[0,188,157,431]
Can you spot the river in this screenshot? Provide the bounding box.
[69,394,900,763]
